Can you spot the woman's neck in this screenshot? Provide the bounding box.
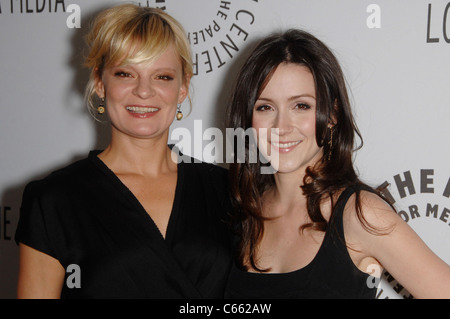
[261,170,307,219]
[98,131,177,177]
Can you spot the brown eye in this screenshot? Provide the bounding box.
[295,103,311,110]
[255,105,273,111]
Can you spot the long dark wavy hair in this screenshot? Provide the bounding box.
[226,29,385,271]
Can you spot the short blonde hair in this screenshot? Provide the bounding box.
[84,4,193,117]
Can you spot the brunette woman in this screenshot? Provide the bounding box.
[225,29,450,298]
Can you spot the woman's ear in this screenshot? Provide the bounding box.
[178,74,191,104]
[94,69,105,99]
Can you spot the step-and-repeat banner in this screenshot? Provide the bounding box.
[0,0,449,298]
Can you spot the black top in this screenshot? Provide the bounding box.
[225,185,378,299]
[16,150,232,298]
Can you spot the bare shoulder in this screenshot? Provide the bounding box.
[343,189,450,298]
[341,188,407,264]
[343,188,399,236]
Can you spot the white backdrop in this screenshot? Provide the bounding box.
[0,0,449,299]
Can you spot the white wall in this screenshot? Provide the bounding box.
[1,0,449,298]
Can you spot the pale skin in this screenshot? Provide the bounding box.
[17,44,190,298]
[251,62,450,298]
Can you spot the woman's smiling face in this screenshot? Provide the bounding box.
[95,44,189,141]
[252,63,323,175]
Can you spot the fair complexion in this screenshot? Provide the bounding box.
[17,44,190,298]
[95,43,189,238]
[252,63,321,177]
[251,63,329,274]
[95,44,188,141]
[251,62,450,298]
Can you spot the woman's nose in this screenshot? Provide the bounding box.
[275,111,293,136]
[133,77,155,99]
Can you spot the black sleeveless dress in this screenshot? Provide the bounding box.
[225,185,378,299]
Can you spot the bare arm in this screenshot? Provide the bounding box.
[350,192,450,298]
[17,243,65,299]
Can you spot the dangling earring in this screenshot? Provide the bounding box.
[98,98,105,114]
[328,125,333,161]
[176,104,183,121]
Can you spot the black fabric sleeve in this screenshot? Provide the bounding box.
[15,181,58,260]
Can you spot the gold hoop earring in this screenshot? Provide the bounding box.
[176,104,183,121]
[98,98,105,114]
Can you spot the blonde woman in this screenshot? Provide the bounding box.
[16,4,232,298]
